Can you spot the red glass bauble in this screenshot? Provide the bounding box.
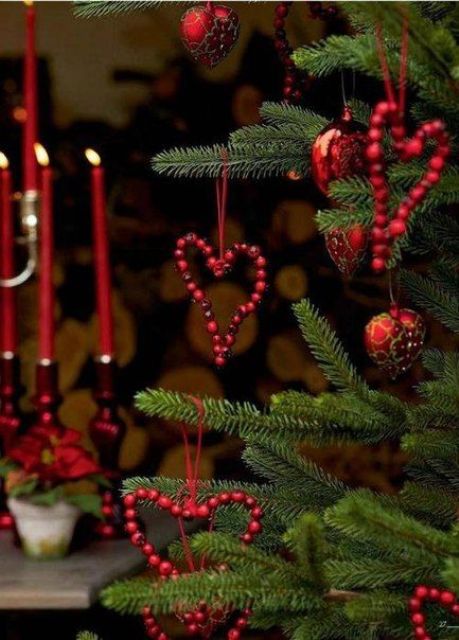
[364,306,425,379]
[311,106,368,196]
[180,3,240,68]
[325,225,368,277]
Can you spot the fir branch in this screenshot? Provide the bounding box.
[292,300,370,396]
[284,514,329,591]
[243,442,346,508]
[326,491,459,559]
[443,558,459,592]
[76,634,101,640]
[399,483,458,529]
[259,102,327,128]
[152,143,309,180]
[344,590,406,623]
[400,270,459,333]
[74,1,160,18]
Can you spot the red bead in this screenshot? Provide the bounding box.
[389,219,406,237]
[429,156,444,171]
[124,508,137,521]
[374,214,388,227]
[256,256,267,268]
[426,170,440,184]
[231,491,246,502]
[248,520,262,534]
[170,504,182,518]
[215,356,226,367]
[228,630,240,640]
[241,533,253,544]
[207,497,219,509]
[414,628,427,639]
[366,142,383,161]
[440,590,455,605]
[148,489,159,501]
[415,586,429,599]
[123,494,136,507]
[236,617,248,629]
[275,4,288,17]
[452,604,459,615]
[255,281,266,293]
[371,257,386,273]
[158,495,172,510]
[207,321,218,334]
[429,587,440,601]
[193,289,204,302]
[409,598,421,611]
[196,504,210,518]
[143,543,154,556]
[218,492,231,504]
[187,624,199,635]
[102,505,114,517]
[245,302,255,313]
[131,532,144,546]
[148,554,161,567]
[225,335,235,346]
[411,613,425,625]
[159,561,173,576]
[245,496,256,507]
[368,127,383,142]
[125,521,138,534]
[136,488,148,499]
[251,506,263,519]
[177,260,188,272]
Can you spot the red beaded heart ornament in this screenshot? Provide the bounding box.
[325,225,368,277]
[409,585,459,640]
[124,487,263,638]
[180,3,240,68]
[174,233,267,367]
[366,100,450,274]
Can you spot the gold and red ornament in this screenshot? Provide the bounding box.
[324,225,368,277]
[180,1,240,68]
[124,486,262,639]
[366,101,450,274]
[311,105,368,196]
[174,233,267,368]
[364,304,425,379]
[409,585,459,640]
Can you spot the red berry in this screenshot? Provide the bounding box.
[231,491,246,502]
[196,504,210,518]
[125,521,138,534]
[366,143,383,161]
[371,257,386,273]
[218,492,231,504]
[415,586,429,599]
[143,543,154,556]
[123,494,136,508]
[411,613,425,625]
[251,506,263,519]
[170,505,182,518]
[207,321,218,334]
[248,520,262,534]
[440,590,455,605]
[148,554,161,567]
[124,508,136,520]
[158,495,172,510]
[389,219,406,237]
[241,533,253,544]
[148,489,159,501]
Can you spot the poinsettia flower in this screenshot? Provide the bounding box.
[7,426,101,486]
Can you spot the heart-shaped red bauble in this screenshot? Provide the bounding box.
[364,306,425,379]
[180,3,240,68]
[174,233,267,367]
[409,585,459,640]
[325,225,368,277]
[124,487,263,639]
[366,100,450,274]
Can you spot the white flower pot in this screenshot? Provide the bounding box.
[8,497,81,559]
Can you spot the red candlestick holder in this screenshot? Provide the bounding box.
[90,356,127,539]
[0,352,22,530]
[32,360,64,434]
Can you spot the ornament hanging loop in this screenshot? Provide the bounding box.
[0,190,39,288]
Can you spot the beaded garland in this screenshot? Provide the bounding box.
[124,487,263,638]
[366,104,450,275]
[174,233,267,368]
[409,585,459,640]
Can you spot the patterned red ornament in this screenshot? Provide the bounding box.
[409,585,459,640]
[180,3,240,68]
[325,225,368,277]
[124,487,262,638]
[174,233,267,368]
[366,101,450,274]
[364,305,425,379]
[311,106,368,196]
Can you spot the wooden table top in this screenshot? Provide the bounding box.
[0,509,177,611]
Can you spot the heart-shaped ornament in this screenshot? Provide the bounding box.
[364,306,425,379]
[174,233,267,367]
[325,225,368,277]
[180,3,240,68]
[409,585,459,640]
[124,487,263,639]
[366,100,450,274]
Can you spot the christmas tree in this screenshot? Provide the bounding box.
[76,2,459,639]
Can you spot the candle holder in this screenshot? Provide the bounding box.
[0,352,22,531]
[0,190,39,289]
[90,356,127,539]
[32,359,64,434]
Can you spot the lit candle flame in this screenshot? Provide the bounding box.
[85,148,101,167]
[34,143,49,167]
[0,153,9,170]
[24,0,34,7]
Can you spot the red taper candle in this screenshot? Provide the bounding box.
[0,155,17,354]
[86,149,114,358]
[23,1,39,192]
[36,144,54,361]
